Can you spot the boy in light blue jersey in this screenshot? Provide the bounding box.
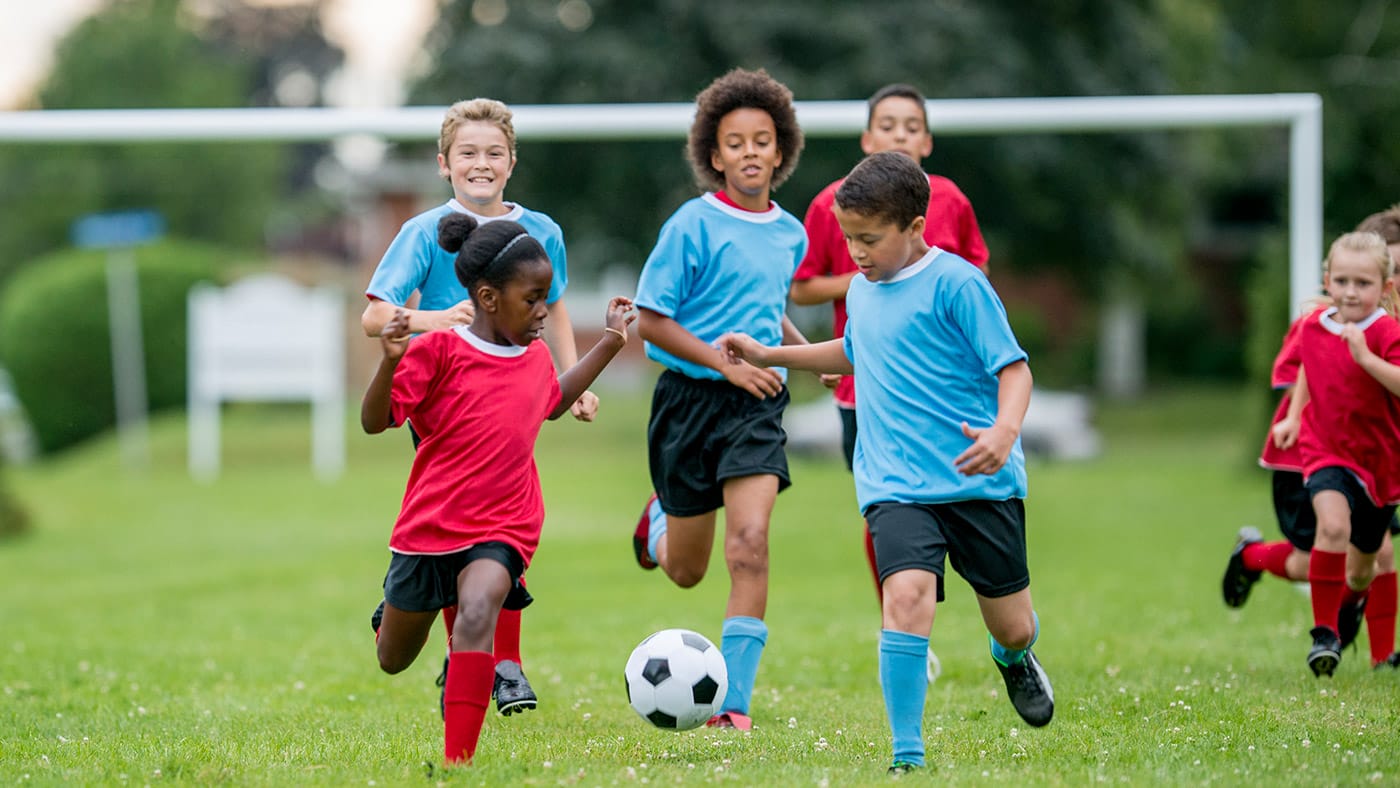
[629,68,810,731]
[720,151,1053,774]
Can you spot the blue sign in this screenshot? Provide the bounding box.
[72,210,165,249]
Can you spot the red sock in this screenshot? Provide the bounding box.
[440,607,455,651]
[1309,550,1347,633]
[494,607,522,665]
[863,523,882,607]
[443,650,494,764]
[1366,571,1397,666]
[1242,541,1295,579]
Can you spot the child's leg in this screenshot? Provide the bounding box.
[712,474,777,720]
[1367,532,1397,666]
[979,588,1054,727]
[375,603,438,675]
[880,568,939,768]
[444,559,511,765]
[652,510,718,588]
[1309,490,1353,634]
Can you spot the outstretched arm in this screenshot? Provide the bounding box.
[361,309,412,433]
[718,333,853,376]
[362,297,474,337]
[789,273,856,306]
[954,359,1032,476]
[638,309,786,399]
[552,298,635,420]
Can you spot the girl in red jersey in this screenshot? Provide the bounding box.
[362,212,634,765]
[1272,231,1400,677]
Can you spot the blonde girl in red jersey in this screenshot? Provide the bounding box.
[362,212,634,765]
[1272,231,1400,676]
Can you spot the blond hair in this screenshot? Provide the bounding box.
[1326,231,1398,317]
[439,98,516,159]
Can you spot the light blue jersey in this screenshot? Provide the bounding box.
[365,199,567,309]
[635,193,806,381]
[843,247,1028,510]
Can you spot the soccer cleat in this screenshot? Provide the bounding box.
[370,599,385,633]
[705,711,753,730]
[434,654,448,719]
[1307,626,1341,677]
[632,493,660,570]
[493,659,538,716]
[994,649,1054,727]
[1374,652,1400,671]
[1337,594,1368,652]
[1221,526,1263,607]
[887,761,920,777]
[927,646,942,684]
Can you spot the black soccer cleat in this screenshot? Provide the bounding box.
[994,648,1054,727]
[1308,626,1341,677]
[1337,594,1368,652]
[887,761,921,777]
[493,659,538,716]
[1221,526,1263,608]
[370,599,385,633]
[1375,652,1400,671]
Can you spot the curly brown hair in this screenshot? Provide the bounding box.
[686,68,803,193]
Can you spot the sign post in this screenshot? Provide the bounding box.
[72,210,164,471]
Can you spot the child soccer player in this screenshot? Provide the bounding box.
[1225,206,1400,669]
[628,67,809,730]
[720,151,1052,775]
[363,212,634,765]
[790,82,990,682]
[1271,231,1400,676]
[362,98,594,715]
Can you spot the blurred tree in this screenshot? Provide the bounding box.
[0,456,25,538]
[0,0,345,285]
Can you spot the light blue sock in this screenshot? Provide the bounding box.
[880,629,929,767]
[719,616,767,714]
[990,611,1040,667]
[646,497,667,563]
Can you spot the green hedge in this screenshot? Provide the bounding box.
[0,241,226,455]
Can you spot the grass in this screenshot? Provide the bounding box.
[2,381,1398,785]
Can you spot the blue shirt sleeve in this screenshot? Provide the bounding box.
[366,221,434,306]
[635,215,696,319]
[950,274,1027,376]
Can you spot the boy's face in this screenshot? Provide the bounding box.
[710,107,781,204]
[861,96,933,162]
[833,205,927,282]
[439,121,516,211]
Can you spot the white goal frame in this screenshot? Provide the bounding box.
[0,93,1323,314]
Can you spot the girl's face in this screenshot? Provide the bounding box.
[439,121,515,215]
[476,257,553,346]
[709,107,781,211]
[832,206,927,282]
[1326,246,1393,323]
[861,96,933,163]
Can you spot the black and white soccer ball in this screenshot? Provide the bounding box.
[624,628,728,730]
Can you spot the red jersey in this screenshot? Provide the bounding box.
[1297,308,1400,505]
[794,173,988,407]
[1258,310,1316,472]
[386,326,562,563]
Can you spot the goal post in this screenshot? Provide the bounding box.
[0,93,1325,316]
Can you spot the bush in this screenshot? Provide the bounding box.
[0,241,226,455]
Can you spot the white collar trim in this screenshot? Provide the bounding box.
[446,199,523,224]
[878,247,944,285]
[1319,306,1387,334]
[452,325,528,357]
[701,192,783,223]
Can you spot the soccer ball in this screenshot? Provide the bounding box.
[624,628,728,730]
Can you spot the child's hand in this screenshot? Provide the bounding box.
[381,308,412,360]
[442,299,475,329]
[1271,416,1300,450]
[1341,323,1373,365]
[571,390,600,422]
[603,296,636,341]
[954,422,1016,476]
[817,373,842,389]
[721,360,783,400]
[715,332,767,366]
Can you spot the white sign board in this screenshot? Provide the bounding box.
[187,274,345,481]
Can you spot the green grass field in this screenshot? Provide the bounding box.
[3,382,1398,785]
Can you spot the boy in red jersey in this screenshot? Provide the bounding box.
[789,83,989,681]
[1272,231,1400,676]
[363,212,634,765]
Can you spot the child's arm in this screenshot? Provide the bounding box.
[1342,324,1400,397]
[362,297,474,337]
[361,309,413,434]
[790,273,856,306]
[552,298,636,420]
[638,310,785,399]
[718,333,854,376]
[542,299,601,421]
[954,360,1032,476]
[1272,366,1309,450]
